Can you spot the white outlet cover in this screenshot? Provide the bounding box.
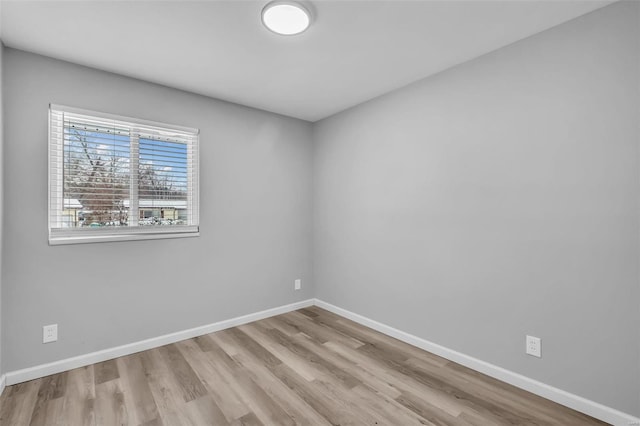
[526,335,541,358]
[43,324,58,343]
[294,279,301,290]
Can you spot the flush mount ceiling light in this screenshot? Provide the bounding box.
[262,1,311,36]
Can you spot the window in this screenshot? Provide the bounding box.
[49,105,199,244]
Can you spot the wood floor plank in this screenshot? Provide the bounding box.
[0,380,41,426]
[175,338,252,422]
[116,353,161,425]
[230,412,264,426]
[94,378,132,426]
[28,373,68,426]
[349,383,435,425]
[187,395,229,426]
[308,374,400,425]
[31,397,64,426]
[193,334,218,352]
[271,363,363,426]
[158,395,229,426]
[138,347,188,421]
[0,307,610,426]
[271,312,365,349]
[94,359,119,385]
[223,327,283,369]
[395,390,473,426]
[297,308,319,318]
[157,344,209,403]
[238,322,318,382]
[225,344,332,425]
[205,334,297,426]
[291,330,403,400]
[139,418,163,426]
[263,326,361,390]
[323,339,467,418]
[59,366,96,426]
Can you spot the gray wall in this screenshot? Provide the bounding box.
[2,48,314,371]
[0,41,4,377]
[313,1,639,416]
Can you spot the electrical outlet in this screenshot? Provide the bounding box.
[294,279,301,290]
[526,335,541,358]
[43,324,58,343]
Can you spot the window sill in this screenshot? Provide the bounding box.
[49,231,200,245]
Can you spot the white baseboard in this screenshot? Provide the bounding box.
[5,298,314,386]
[314,299,639,426]
[0,374,6,397]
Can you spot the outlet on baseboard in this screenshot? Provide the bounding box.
[43,324,58,343]
[294,279,301,290]
[526,335,541,358]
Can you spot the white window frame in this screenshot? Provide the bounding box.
[48,104,200,245]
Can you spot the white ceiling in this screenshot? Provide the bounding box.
[1,0,613,122]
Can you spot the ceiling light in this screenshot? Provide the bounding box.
[262,1,311,36]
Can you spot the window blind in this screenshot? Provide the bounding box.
[49,105,199,244]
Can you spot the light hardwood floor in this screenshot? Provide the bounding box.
[0,307,608,425]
